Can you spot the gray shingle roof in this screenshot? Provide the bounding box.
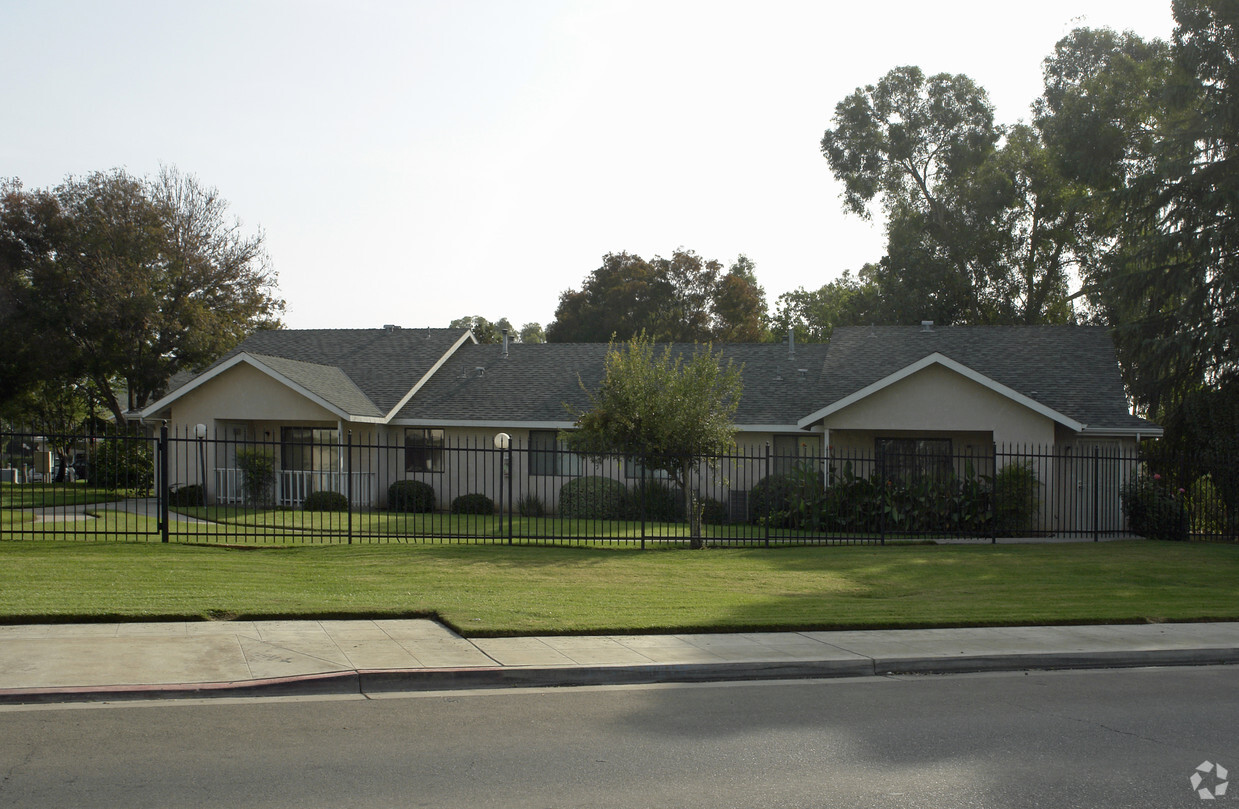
[817,325,1156,432]
[152,324,1155,435]
[396,341,833,427]
[157,327,469,418]
[247,354,384,419]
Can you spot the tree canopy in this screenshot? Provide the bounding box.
[449,316,547,344]
[770,268,881,343]
[565,333,742,547]
[0,167,282,425]
[546,249,769,343]
[821,65,1083,325]
[813,4,1237,468]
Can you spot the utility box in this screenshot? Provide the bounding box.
[0,469,19,483]
[33,451,53,475]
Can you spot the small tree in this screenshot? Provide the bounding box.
[92,436,153,494]
[566,334,742,548]
[234,447,276,507]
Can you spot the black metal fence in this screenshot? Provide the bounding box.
[2,426,1234,545]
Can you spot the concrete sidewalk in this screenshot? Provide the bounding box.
[2,619,1238,704]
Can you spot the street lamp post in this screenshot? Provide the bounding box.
[494,432,511,543]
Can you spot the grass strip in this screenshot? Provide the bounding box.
[1,540,1237,635]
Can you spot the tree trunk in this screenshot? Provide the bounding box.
[682,472,704,549]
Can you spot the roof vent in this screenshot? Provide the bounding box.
[475,367,485,378]
[920,320,934,332]
[383,324,400,332]
[798,368,808,381]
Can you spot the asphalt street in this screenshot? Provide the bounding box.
[2,666,1234,808]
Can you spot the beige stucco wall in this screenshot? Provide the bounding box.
[169,363,341,428]
[819,363,1059,448]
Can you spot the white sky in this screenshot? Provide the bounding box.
[2,0,1175,331]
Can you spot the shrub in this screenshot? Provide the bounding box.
[234,447,276,506]
[992,463,1040,536]
[1186,474,1232,538]
[303,490,349,512]
[1121,473,1188,541]
[451,493,496,514]
[167,484,205,507]
[750,467,824,529]
[625,479,683,521]
[518,494,546,517]
[388,479,435,513]
[92,437,154,494]
[698,495,728,525]
[558,476,627,519]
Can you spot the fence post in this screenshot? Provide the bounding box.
[878,446,885,546]
[640,461,646,551]
[347,431,354,545]
[159,423,170,543]
[764,443,771,548]
[991,443,998,544]
[507,441,513,545]
[1093,445,1100,543]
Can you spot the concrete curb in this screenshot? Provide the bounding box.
[4,648,1238,705]
[0,671,362,705]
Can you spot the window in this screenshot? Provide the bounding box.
[876,438,953,480]
[281,427,339,472]
[529,430,580,477]
[625,458,669,479]
[773,435,821,475]
[405,428,445,473]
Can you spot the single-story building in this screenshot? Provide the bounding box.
[139,323,1159,533]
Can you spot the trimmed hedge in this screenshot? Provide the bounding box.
[388,480,436,513]
[749,470,824,528]
[558,476,627,519]
[167,484,205,507]
[1121,474,1189,541]
[303,490,350,512]
[992,463,1040,536]
[699,495,728,525]
[451,493,496,514]
[625,480,682,521]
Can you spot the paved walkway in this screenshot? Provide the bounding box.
[2,619,1238,704]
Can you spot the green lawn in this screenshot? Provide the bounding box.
[0,482,122,508]
[1,540,1235,635]
[168,508,777,540]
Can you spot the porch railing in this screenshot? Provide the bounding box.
[215,468,374,508]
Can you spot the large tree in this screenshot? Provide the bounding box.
[770,267,881,343]
[566,333,742,548]
[1097,1,1238,418]
[449,316,546,344]
[0,167,282,425]
[547,249,769,342]
[821,65,1081,325]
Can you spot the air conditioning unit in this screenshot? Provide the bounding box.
[728,491,749,523]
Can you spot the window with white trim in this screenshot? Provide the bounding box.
[405,428,445,473]
[528,430,581,477]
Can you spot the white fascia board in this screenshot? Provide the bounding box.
[138,353,384,424]
[382,329,479,423]
[796,353,1086,432]
[1079,426,1164,438]
[389,419,576,430]
[389,420,809,434]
